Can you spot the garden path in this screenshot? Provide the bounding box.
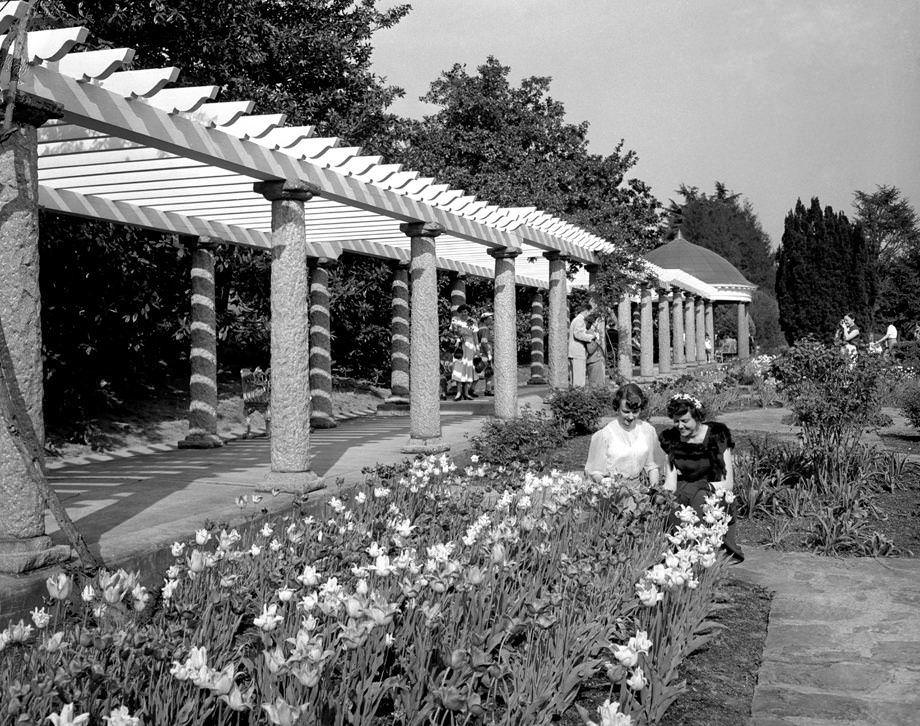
[735,548,920,725]
[0,386,547,619]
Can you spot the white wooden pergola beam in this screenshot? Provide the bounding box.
[222,113,286,139]
[190,101,255,127]
[144,86,219,114]
[98,67,180,98]
[51,48,135,81]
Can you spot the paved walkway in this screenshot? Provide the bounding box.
[1,388,546,616]
[736,549,920,725]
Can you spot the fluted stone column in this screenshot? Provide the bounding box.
[449,274,467,313]
[639,287,654,377]
[489,248,520,420]
[617,295,632,379]
[672,291,686,367]
[0,92,71,573]
[738,302,751,360]
[695,297,706,363]
[179,237,223,449]
[309,257,337,429]
[684,295,697,364]
[378,262,411,414]
[253,179,319,492]
[545,252,569,389]
[705,301,715,360]
[527,290,547,385]
[402,222,448,453]
[658,290,672,375]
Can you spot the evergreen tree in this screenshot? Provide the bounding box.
[776,198,876,343]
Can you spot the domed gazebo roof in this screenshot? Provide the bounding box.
[645,232,754,287]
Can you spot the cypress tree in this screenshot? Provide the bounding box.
[776,198,875,343]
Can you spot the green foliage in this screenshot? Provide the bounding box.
[874,247,920,337]
[900,381,920,431]
[468,408,568,467]
[546,386,615,436]
[770,339,885,450]
[776,198,876,343]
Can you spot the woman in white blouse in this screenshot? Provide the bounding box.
[584,383,661,488]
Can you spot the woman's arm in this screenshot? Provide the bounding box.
[584,429,607,482]
[843,327,859,343]
[662,461,677,492]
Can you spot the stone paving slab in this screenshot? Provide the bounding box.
[734,548,920,726]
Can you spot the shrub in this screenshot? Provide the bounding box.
[546,386,615,435]
[468,407,568,466]
[901,381,920,430]
[770,338,886,450]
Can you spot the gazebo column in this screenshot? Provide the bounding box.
[657,289,671,375]
[695,296,706,363]
[705,301,715,360]
[617,295,632,379]
[738,302,751,360]
[378,262,411,415]
[401,222,448,453]
[639,287,654,377]
[527,289,547,385]
[489,248,520,420]
[179,237,223,449]
[544,252,569,389]
[309,256,337,429]
[449,274,467,313]
[672,291,686,368]
[0,92,70,573]
[684,295,697,364]
[253,179,319,492]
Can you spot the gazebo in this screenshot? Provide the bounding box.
[0,4,726,572]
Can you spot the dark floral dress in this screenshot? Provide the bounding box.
[659,421,744,561]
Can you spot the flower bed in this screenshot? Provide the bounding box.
[1,457,732,725]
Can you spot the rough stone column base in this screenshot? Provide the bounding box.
[377,398,410,416]
[178,432,224,449]
[527,375,547,385]
[402,437,449,455]
[0,536,72,574]
[310,414,338,429]
[258,470,323,494]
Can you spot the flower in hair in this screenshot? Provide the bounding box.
[669,393,703,411]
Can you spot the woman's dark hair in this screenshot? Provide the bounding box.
[612,383,647,413]
[666,396,705,422]
[456,303,471,314]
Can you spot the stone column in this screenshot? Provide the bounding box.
[309,256,337,429]
[639,287,654,377]
[684,295,697,364]
[401,222,448,453]
[672,291,686,367]
[449,274,467,313]
[738,302,751,360]
[527,290,547,385]
[489,248,520,420]
[0,92,71,572]
[695,297,706,363]
[705,301,715,360]
[378,262,411,414]
[179,237,223,449]
[617,295,632,379]
[657,289,671,375]
[253,179,319,492]
[544,252,569,389]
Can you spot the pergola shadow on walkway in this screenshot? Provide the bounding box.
[0,3,749,574]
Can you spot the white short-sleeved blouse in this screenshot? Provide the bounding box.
[584,418,660,483]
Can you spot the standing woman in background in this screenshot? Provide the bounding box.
[450,304,479,401]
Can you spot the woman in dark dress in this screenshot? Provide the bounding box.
[658,393,744,562]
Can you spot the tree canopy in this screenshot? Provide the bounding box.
[776,198,876,343]
[391,57,662,312]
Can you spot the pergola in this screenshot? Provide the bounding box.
[0,3,736,572]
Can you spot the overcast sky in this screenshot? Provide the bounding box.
[372,0,920,248]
